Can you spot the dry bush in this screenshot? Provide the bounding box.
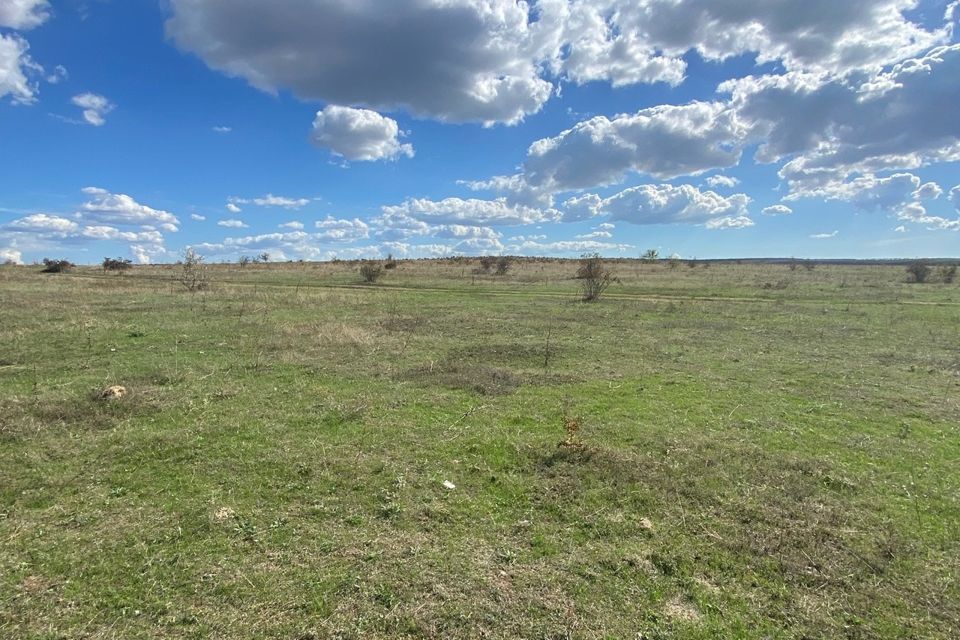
[360,262,384,283]
[576,253,615,302]
[476,256,497,273]
[906,261,931,283]
[178,248,209,291]
[41,258,73,273]
[937,264,957,283]
[495,256,513,275]
[102,257,132,272]
[559,414,586,451]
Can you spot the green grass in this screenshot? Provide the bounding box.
[1,259,958,638]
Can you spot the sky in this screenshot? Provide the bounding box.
[1,0,959,265]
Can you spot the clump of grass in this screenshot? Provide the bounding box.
[406,362,521,396]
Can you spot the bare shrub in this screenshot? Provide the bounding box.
[238,255,251,268]
[937,264,957,283]
[803,260,816,271]
[495,256,512,275]
[576,253,615,302]
[906,261,931,283]
[360,262,384,283]
[641,248,659,263]
[383,253,398,270]
[41,258,73,273]
[178,248,209,291]
[476,256,497,273]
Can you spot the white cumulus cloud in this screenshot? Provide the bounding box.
[896,202,960,230]
[310,105,413,161]
[524,101,743,192]
[0,247,23,264]
[761,205,793,216]
[230,194,310,209]
[71,93,114,126]
[592,183,751,226]
[0,0,49,30]
[705,175,740,189]
[0,34,41,104]
[166,0,553,126]
[727,45,960,195]
[505,238,633,255]
[565,0,947,80]
[951,185,960,211]
[5,213,79,235]
[79,187,180,229]
[706,215,755,230]
[382,197,560,226]
[165,0,945,127]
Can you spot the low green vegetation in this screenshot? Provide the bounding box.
[1,258,958,638]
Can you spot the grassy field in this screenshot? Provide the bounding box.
[1,258,958,639]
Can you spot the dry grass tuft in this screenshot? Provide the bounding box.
[97,385,127,400]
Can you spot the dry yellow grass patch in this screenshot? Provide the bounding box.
[664,595,701,623]
[283,321,379,347]
[97,385,127,400]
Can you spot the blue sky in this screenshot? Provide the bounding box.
[1,0,959,264]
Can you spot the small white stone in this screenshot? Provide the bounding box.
[442,480,456,490]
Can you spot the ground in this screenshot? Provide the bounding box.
[0,258,958,639]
